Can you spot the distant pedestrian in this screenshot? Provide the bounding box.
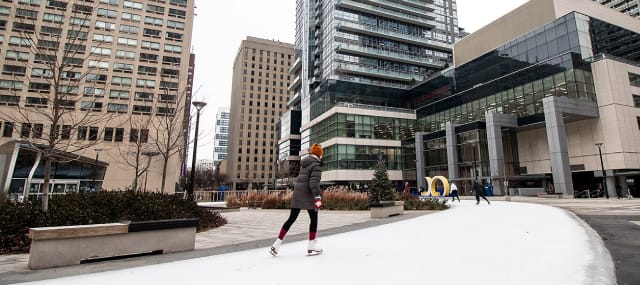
[270,143,324,256]
[403,182,410,194]
[615,184,623,199]
[473,180,490,205]
[450,182,461,202]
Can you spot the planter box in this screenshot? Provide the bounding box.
[370,201,404,219]
[28,219,198,269]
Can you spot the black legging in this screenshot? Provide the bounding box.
[282,208,318,233]
[476,190,490,203]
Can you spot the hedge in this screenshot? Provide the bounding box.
[0,191,227,255]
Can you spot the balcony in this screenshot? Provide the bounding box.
[288,57,302,74]
[288,91,301,106]
[335,20,452,51]
[335,42,444,68]
[360,0,435,18]
[287,75,301,91]
[335,0,435,28]
[390,0,435,10]
[336,62,421,82]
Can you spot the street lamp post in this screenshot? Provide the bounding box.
[188,101,207,201]
[92,148,102,192]
[471,142,478,180]
[595,143,609,199]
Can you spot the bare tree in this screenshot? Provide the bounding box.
[194,168,215,190]
[150,75,190,193]
[116,115,156,192]
[212,166,228,189]
[0,1,112,211]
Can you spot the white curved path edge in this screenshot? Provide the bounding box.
[20,201,615,285]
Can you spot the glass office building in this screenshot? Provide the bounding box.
[281,0,461,185]
[408,1,640,197]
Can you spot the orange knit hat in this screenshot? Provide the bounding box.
[310,143,323,157]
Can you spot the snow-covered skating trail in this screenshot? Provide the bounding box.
[19,201,615,285]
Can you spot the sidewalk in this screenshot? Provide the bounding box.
[1,199,625,285]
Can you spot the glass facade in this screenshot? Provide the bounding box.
[630,72,640,87]
[417,68,596,133]
[412,12,640,133]
[6,145,106,200]
[322,144,403,171]
[407,11,640,184]
[310,113,415,143]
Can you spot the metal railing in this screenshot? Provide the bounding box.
[193,190,290,202]
[336,101,416,114]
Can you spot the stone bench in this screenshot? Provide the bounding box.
[370,201,404,219]
[28,218,198,269]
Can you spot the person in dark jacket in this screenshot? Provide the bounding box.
[474,180,490,205]
[270,143,324,256]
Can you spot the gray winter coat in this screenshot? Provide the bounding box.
[291,155,322,209]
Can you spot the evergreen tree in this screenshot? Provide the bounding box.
[368,159,395,204]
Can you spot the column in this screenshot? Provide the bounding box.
[544,100,574,197]
[606,176,616,198]
[415,132,426,191]
[485,112,517,196]
[543,96,599,198]
[445,122,458,180]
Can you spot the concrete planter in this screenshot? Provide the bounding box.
[370,201,404,219]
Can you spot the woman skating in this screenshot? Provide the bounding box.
[270,143,324,256]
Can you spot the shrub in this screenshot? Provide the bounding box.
[261,193,291,209]
[225,195,242,208]
[398,193,449,210]
[322,191,369,210]
[0,191,227,255]
[0,202,47,254]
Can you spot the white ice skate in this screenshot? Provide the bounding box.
[269,239,282,256]
[307,239,323,256]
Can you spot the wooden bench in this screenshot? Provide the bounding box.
[370,201,404,219]
[28,218,198,269]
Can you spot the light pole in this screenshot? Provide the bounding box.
[595,143,609,199]
[471,141,478,181]
[92,148,102,192]
[188,101,207,201]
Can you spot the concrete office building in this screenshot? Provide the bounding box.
[409,0,640,198]
[196,159,214,172]
[227,37,294,190]
[280,0,461,186]
[0,0,195,198]
[213,107,229,169]
[593,0,639,18]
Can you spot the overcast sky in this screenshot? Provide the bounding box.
[190,0,529,162]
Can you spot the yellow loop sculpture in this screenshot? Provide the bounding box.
[424,176,450,196]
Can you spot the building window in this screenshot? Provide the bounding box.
[2,122,13,137]
[77,126,87,140]
[115,128,124,142]
[129,128,149,143]
[633,95,640,108]
[61,125,71,140]
[631,73,640,87]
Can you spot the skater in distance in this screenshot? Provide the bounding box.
[473,180,490,205]
[270,143,324,256]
